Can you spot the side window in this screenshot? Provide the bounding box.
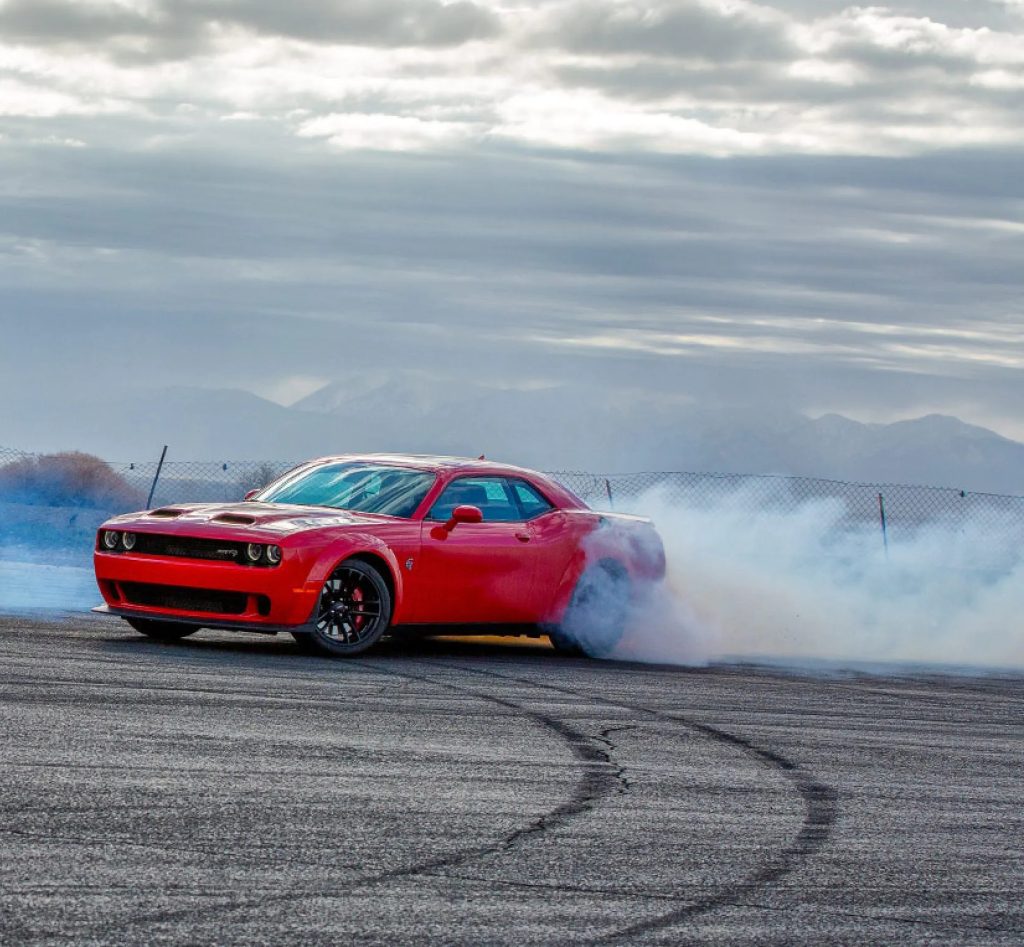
[428,477,521,522]
[511,480,554,519]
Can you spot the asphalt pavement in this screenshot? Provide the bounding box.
[0,614,1021,945]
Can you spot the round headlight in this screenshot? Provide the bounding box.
[102,531,120,550]
[122,532,136,551]
[246,543,263,563]
[265,545,282,565]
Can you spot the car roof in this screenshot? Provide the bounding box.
[306,453,538,475]
[299,454,587,508]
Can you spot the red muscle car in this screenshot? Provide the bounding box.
[93,455,665,657]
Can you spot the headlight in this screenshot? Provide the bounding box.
[246,543,263,563]
[102,531,120,550]
[122,532,137,551]
[265,545,282,565]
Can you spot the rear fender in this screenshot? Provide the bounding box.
[545,549,588,625]
[544,517,665,624]
[588,516,666,582]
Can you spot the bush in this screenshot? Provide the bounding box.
[0,452,144,511]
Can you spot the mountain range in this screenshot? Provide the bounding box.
[4,372,1022,494]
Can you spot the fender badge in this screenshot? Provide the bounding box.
[405,558,414,571]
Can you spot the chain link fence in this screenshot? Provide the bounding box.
[552,470,1024,539]
[2,445,1023,547]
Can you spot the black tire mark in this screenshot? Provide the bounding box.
[74,663,626,936]
[426,660,838,944]
[357,664,627,856]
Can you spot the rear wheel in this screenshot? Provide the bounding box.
[552,562,630,658]
[126,618,200,641]
[307,559,392,657]
[547,626,584,656]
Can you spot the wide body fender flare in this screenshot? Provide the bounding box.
[304,534,406,622]
[545,549,588,627]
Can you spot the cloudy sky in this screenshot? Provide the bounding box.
[1,0,1023,442]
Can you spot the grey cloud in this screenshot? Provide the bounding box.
[826,37,988,77]
[537,0,796,62]
[191,0,501,47]
[0,0,154,43]
[537,3,1023,146]
[0,0,499,58]
[0,0,205,60]
[776,0,1024,32]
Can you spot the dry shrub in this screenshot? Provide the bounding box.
[0,452,144,510]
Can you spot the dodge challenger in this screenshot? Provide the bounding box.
[93,455,665,657]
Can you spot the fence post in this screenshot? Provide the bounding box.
[877,492,889,558]
[604,478,614,510]
[146,446,168,509]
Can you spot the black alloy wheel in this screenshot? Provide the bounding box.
[126,618,200,641]
[304,559,392,657]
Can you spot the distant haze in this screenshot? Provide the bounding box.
[4,373,1022,494]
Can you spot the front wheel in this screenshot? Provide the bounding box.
[307,559,392,657]
[126,618,200,641]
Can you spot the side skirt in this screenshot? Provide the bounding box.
[389,623,545,639]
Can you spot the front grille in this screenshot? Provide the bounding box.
[129,533,248,564]
[121,582,247,615]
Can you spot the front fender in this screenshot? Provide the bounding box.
[305,533,406,619]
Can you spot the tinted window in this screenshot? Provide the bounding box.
[429,477,520,522]
[257,463,434,517]
[511,480,554,519]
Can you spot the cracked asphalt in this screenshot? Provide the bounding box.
[1,614,1022,945]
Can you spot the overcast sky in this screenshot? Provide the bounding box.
[1,0,1022,441]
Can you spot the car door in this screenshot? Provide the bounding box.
[413,476,539,625]
[504,477,576,617]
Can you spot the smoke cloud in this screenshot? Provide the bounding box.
[0,558,97,615]
[613,490,1024,671]
[0,504,101,615]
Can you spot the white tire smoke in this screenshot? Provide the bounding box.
[609,489,1024,670]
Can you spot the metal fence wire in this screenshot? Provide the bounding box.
[552,470,1024,539]
[1,445,1023,544]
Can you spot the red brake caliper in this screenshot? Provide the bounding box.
[350,584,365,633]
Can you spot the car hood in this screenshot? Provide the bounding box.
[106,502,390,537]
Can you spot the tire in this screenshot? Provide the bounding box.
[126,618,200,641]
[307,559,392,657]
[553,561,630,658]
[290,632,319,654]
[547,625,585,656]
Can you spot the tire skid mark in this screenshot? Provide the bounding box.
[78,663,626,935]
[365,667,626,856]
[428,661,838,944]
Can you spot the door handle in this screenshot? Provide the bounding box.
[514,531,531,543]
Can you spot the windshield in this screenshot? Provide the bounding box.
[256,462,435,518]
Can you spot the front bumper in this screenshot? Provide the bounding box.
[93,550,321,629]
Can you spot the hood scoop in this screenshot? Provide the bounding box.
[212,513,257,526]
[149,507,186,518]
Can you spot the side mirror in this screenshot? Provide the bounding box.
[445,504,483,531]
[243,490,259,501]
